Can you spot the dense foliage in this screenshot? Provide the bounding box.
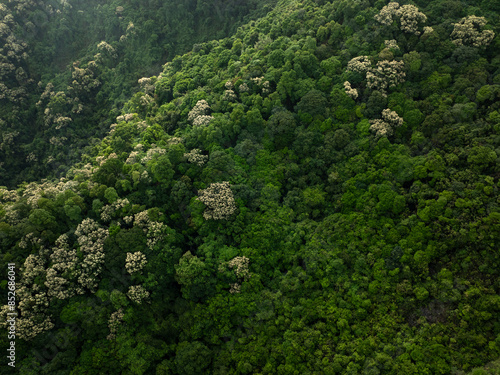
[0,0,276,187]
[1,0,500,374]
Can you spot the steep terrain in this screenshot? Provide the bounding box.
[1,0,500,374]
[0,0,276,187]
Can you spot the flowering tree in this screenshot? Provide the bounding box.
[366,60,406,94]
[125,251,148,274]
[344,81,358,99]
[347,57,405,95]
[451,16,495,47]
[374,2,428,35]
[369,108,404,137]
[188,99,213,126]
[184,148,208,166]
[127,285,150,304]
[74,218,109,293]
[197,181,237,220]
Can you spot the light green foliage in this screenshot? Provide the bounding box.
[104,187,119,203]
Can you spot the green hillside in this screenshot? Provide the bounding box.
[1,0,500,374]
[0,0,276,187]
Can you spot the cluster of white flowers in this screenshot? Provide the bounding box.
[366,60,406,94]
[188,99,211,124]
[138,77,154,94]
[131,210,167,249]
[49,136,67,146]
[139,94,153,107]
[21,182,44,208]
[44,268,72,300]
[74,219,109,292]
[26,152,37,162]
[54,115,72,130]
[382,108,404,127]
[133,210,152,231]
[347,56,372,75]
[0,7,31,102]
[225,81,234,90]
[374,2,401,25]
[344,81,358,99]
[0,187,18,202]
[141,147,166,163]
[123,215,133,224]
[141,170,151,183]
[192,115,214,127]
[70,163,95,179]
[451,16,495,47]
[147,221,167,250]
[20,179,79,209]
[135,121,148,131]
[228,256,251,280]
[1,130,19,148]
[369,119,392,137]
[9,298,54,341]
[96,152,118,166]
[197,182,237,220]
[422,26,434,37]
[218,256,251,294]
[119,21,135,41]
[17,284,50,313]
[238,82,250,93]
[126,22,135,34]
[45,234,78,300]
[374,2,427,35]
[184,149,208,166]
[69,64,100,95]
[398,5,427,35]
[116,113,136,122]
[126,151,139,164]
[347,56,405,95]
[125,252,147,274]
[223,89,237,101]
[97,41,117,58]
[127,285,150,304]
[20,254,45,284]
[262,81,271,94]
[6,254,55,340]
[251,76,264,86]
[100,198,130,222]
[384,39,399,50]
[229,283,241,294]
[369,108,404,137]
[107,308,124,340]
[167,137,183,145]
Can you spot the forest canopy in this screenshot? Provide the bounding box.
[0,0,500,374]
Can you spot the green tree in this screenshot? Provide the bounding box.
[175,341,212,375]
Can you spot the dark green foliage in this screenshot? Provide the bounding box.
[266,108,297,149]
[175,341,212,375]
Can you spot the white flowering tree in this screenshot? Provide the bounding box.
[374,2,428,35]
[125,251,148,274]
[369,108,404,137]
[197,181,237,220]
[346,57,405,96]
[188,99,213,127]
[451,16,495,47]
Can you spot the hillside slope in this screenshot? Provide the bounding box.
[0,0,276,187]
[1,0,500,374]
